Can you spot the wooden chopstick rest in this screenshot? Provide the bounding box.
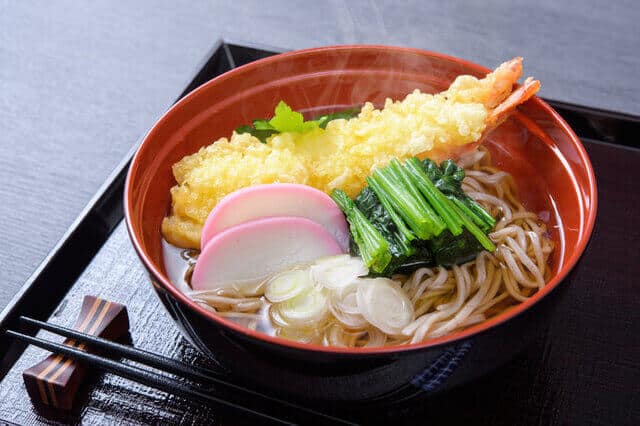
[23,295,129,410]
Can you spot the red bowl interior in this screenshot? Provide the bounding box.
[125,45,597,355]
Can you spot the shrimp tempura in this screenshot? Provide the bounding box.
[162,58,539,249]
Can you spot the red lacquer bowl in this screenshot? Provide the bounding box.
[125,46,597,402]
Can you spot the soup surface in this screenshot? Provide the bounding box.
[162,146,560,347]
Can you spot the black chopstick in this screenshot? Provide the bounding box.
[9,319,357,425]
[19,316,226,383]
[18,317,352,425]
[6,330,291,425]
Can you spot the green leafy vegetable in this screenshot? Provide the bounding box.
[331,189,392,274]
[428,229,484,266]
[404,158,463,236]
[422,159,496,232]
[235,101,360,143]
[313,108,361,129]
[235,124,278,143]
[251,120,270,130]
[423,159,465,194]
[368,170,433,240]
[448,197,495,251]
[361,182,415,245]
[354,186,415,276]
[268,101,319,133]
[334,157,496,276]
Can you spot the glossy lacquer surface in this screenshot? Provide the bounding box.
[1,139,636,424]
[1,41,634,425]
[125,46,596,378]
[124,46,596,401]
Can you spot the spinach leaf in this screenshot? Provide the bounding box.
[422,159,465,194]
[423,158,496,232]
[341,157,496,277]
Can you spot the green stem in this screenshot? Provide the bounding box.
[449,197,495,251]
[366,176,415,245]
[331,189,392,273]
[389,159,446,236]
[449,195,491,232]
[405,158,463,236]
[369,171,431,239]
[464,196,497,230]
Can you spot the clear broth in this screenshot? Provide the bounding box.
[162,239,277,336]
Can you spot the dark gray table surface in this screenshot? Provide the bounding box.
[0,0,638,314]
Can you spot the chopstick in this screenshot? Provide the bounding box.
[19,317,348,423]
[6,330,290,425]
[7,319,357,425]
[19,316,226,382]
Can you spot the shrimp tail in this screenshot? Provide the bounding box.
[483,57,525,109]
[482,76,541,139]
[426,63,540,162]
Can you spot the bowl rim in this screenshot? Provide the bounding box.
[124,44,598,355]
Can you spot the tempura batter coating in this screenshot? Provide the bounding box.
[163,58,539,248]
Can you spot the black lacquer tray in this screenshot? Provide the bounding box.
[1,40,638,425]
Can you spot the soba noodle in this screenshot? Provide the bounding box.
[186,149,554,347]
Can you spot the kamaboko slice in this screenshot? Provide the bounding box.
[192,217,342,294]
[200,184,350,252]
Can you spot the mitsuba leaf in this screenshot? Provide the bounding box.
[235,101,360,143]
[268,101,319,133]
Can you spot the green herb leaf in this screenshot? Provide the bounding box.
[252,120,275,130]
[235,101,360,143]
[234,125,277,143]
[312,108,361,129]
[235,125,254,134]
[267,101,319,133]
